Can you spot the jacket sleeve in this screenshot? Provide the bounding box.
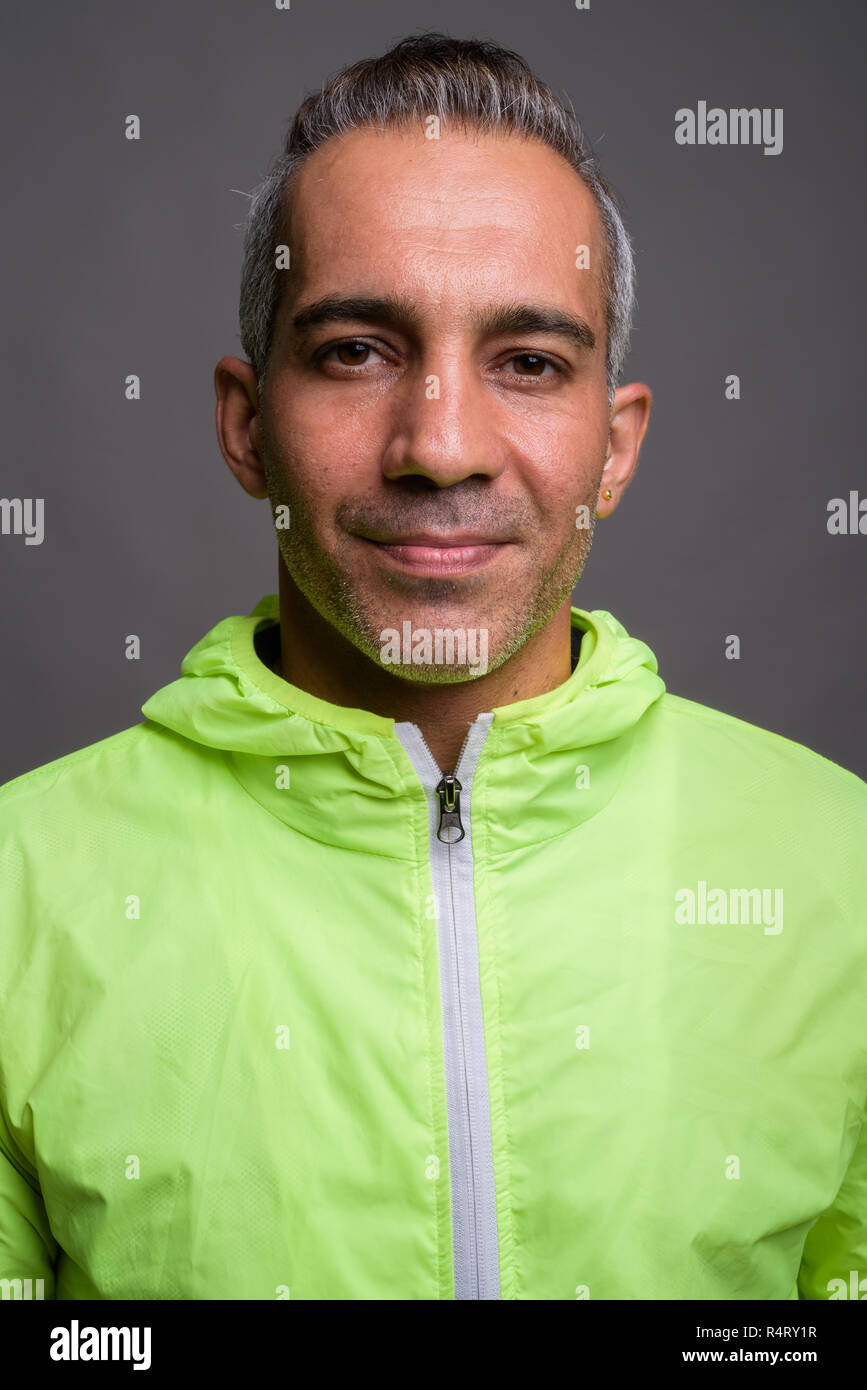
[798,1103,867,1300]
[0,1106,57,1299]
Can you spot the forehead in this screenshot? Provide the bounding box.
[283,125,606,328]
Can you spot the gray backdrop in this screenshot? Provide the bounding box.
[1,0,864,783]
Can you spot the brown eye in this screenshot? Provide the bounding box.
[335,342,371,366]
[511,353,550,376]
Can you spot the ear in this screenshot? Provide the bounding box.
[596,381,652,518]
[214,356,269,499]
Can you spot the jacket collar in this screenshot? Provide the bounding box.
[141,594,666,849]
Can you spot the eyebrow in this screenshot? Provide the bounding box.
[289,294,596,353]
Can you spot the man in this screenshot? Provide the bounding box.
[1,33,865,1302]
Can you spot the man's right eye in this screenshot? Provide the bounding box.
[319,341,386,368]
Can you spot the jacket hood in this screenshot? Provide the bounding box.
[142,594,665,759]
[141,595,666,850]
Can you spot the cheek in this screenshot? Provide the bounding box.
[520,439,605,524]
[265,397,373,501]
[503,403,606,498]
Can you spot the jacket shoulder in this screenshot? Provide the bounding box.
[655,690,866,808]
[0,723,145,801]
[0,720,197,824]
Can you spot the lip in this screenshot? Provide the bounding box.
[359,532,509,546]
[358,534,509,576]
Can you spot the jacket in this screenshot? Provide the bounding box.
[1,594,865,1300]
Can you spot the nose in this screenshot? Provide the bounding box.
[380,355,508,488]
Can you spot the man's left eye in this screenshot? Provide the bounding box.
[505,353,558,377]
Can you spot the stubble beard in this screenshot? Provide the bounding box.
[263,453,601,685]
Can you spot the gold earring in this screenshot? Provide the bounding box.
[602,488,613,500]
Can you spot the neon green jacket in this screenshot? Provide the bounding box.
[1,595,865,1301]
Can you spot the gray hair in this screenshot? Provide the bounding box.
[239,32,635,408]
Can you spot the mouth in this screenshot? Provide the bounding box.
[356,534,511,576]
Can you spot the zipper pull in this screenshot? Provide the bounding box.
[435,772,465,843]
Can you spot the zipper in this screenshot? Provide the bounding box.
[427,720,470,844]
[436,771,464,843]
[393,714,500,1300]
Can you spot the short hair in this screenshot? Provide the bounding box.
[239,31,636,407]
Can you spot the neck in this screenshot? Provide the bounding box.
[272,564,575,773]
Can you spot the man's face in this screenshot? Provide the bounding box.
[257,125,613,682]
